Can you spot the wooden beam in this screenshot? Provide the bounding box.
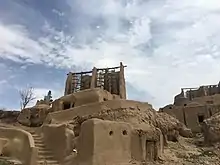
[67,65,127,75]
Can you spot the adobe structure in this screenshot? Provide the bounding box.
[0,62,192,165]
[160,82,220,133]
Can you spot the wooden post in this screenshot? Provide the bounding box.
[90,67,97,88]
[119,62,126,99]
[64,72,73,95]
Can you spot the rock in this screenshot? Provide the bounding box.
[202,112,220,144]
[179,127,193,138]
[17,104,50,127]
[0,110,20,124]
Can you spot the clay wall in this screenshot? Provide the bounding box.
[192,94,220,105]
[183,106,209,132]
[0,127,37,165]
[46,100,152,124]
[51,88,115,112]
[162,104,220,133]
[130,125,162,162]
[42,124,67,163]
[77,119,132,165]
[160,105,185,124]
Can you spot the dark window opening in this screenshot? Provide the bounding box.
[103,98,107,101]
[122,130,128,135]
[208,108,213,117]
[63,103,71,110]
[198,115,204,123]
[206,100,214,104]
[184,104,187,106]
[169,107,172,109]
[109,131,113,136]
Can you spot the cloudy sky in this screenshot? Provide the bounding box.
[1,0,220,110]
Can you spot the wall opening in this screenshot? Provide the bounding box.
[63,102,71,110]
[145,140,156,161]
[208,108,213,117]
[109,131,113,136]
[206,100,214,104]
[184,104,187,106]
[198,114,204,123]
[169,107,172,109]
[122,130,127,135]
[103,98,107,101]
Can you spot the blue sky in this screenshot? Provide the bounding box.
[1,0,220,110]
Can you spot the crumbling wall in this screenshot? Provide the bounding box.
[77,119,133,165]
[0,127,37,165]
[46,100,154,125]
[160,105,185,124]
[47,99,189,148]
[131,124,162,162]
[0,110,20,124]
[161,102,220,133]
[74,118,162,165]
[202,112,220,145]
[17,104,50,127]
[51,88,115,112]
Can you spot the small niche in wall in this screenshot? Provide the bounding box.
[198,114,204,123]
[184,104,187,106]
[122,130,128,135]
[63,102,71,110]
[169,107,172,109]
[103,98,107,101]
[109,131,113,136]
[206,100,214,104]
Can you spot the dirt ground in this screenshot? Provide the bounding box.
[157,135,220,165]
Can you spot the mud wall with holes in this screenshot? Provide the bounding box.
[76,119,162,164]
[52,88,115,112]
[77,119,130,164]
[0,127,37,165]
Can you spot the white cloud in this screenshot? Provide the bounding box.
[1,0,220,109]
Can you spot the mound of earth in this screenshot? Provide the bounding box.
[0,110,20,124]
[69,105,191,144]
[17,103,50,127]
[203,112,220,144]
[159,136,220,165]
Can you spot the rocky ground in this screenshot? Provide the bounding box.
[158,135,220,165]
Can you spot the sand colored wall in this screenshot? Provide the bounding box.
[46,100,152,124]
[162,104,220,133]
[52,88,115,112]
[160,105,185,124]
[130,124,162,162]
[42,124,67,163]
[0,127,37,165]
[183,106,209,132]
[76,119,162,165]
[77,119,132,165]
[192,94,220,105]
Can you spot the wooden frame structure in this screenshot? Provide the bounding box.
[64,62,127,99]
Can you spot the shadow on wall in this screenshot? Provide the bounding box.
[0,127,37,165]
